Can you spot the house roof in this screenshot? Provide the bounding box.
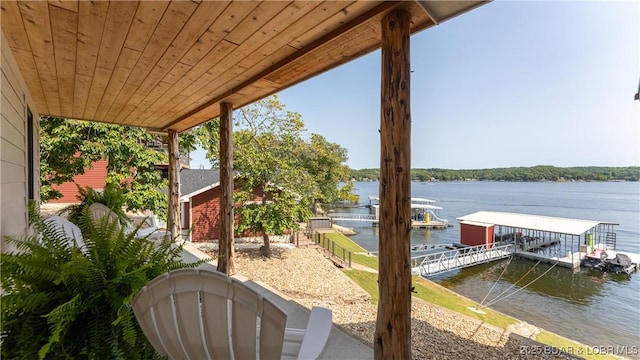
[457,211,618,236]
[180,168,220,200]
[1,1,486,133]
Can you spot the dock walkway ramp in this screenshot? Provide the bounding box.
[411,244,514,277]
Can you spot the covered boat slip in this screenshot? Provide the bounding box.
[367,196,450,229]
[457,211,620,269]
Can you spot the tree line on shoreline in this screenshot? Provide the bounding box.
[350,166,640,182]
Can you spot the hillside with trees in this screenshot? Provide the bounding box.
[350,166,640,182]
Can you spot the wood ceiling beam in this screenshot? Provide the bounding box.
[161,1,401,131]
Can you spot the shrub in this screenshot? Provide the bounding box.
[59,183,130,227]
[1,206,205,359]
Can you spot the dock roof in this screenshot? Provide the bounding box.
[457,211,618,236]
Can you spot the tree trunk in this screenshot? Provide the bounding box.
[261,232,271,258]
[260,196,270,257]
[375,9,412,360]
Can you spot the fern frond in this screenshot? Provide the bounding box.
[38,294,82,359]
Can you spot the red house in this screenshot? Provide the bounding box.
[49,159,109,203]
[179,169,220,241]
[48,138,190,204]
[180,169,279,242]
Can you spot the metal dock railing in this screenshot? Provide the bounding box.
[328,213,378,222]
[411,243,514,277]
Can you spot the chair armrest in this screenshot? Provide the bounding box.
[134,226,157,238]
[296,306,332,360]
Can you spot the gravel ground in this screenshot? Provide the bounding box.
[201,246,580,359]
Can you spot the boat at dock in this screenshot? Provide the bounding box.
[581,247,638,274]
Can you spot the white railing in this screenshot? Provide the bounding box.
[328,213,378,222]
[411,243,513,277]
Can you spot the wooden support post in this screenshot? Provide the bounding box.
[217,102,235,275]
[375,9,412,360]
[167,129,181,241]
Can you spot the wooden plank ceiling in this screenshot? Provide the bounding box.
[1,1,486,133]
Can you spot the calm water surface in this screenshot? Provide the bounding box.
[333,181,639,349]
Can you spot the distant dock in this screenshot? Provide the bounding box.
[411,220,452,229]
[329,196,452,230]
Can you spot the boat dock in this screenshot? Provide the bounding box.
[411,220,452,229]
[410,211,640,278]
[512,250,582,268]
[329,196,451,229]
[327,214,451,229]
[411,243,513,276]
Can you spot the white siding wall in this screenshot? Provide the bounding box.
[1,32,39,252]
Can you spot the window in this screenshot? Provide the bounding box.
[27,108,35,200]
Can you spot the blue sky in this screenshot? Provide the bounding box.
[191,1,639,170]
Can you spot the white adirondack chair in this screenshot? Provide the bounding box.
[42,215,86,250]
[88,203,169,240]
[88,203,122,233]
[131,268,333,360]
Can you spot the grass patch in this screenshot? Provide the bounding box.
[342,269,379,304]
[351,253,379,269]
[326,231,379,269]
[342,268,517,329]
[411,276,517,329]
[325,232,367,252]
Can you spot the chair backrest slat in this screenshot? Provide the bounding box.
[259,299,287,359]
[131,275,171,357]
[88,203,121,233]
[231,279,260,360]
[198,271,233,360]
[173,290,210,359]
[146,277,185,358]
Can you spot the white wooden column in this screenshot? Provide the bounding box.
[375,9,412,360]
[167,129,181,241]
[217,102,235,275]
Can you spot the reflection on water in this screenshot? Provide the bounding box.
[438,259,632,306]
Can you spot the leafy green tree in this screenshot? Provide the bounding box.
[195,119,220,168]
[232,96,314,257]
[337,180,360,203]
[40,117,197,218]
[297,133,352,210]
[196,95,353,256]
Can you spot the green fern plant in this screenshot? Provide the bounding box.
[59,183,130,227]
[1,205,206,359]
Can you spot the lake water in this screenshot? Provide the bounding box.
[331,181,639,349]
